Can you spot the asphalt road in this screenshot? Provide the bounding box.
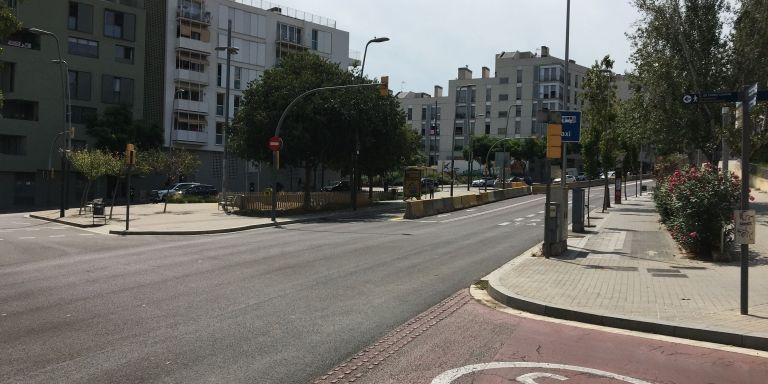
[0,183,640,383]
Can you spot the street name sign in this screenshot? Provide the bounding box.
[682,92,738,104]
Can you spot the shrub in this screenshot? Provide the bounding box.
[655,163,741,257]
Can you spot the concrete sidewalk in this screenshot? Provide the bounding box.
[29,200,405,236]
[488,192,768,351]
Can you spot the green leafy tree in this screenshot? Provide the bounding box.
[86,105,163,152]
[628,0,730,160]
[0,2,21,108]
[69,149,118,212]
[581,55,619,211]
[138,148,201,213]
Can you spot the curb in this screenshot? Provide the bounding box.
[106,203,405,236]
[486,238,768,352]
[28,214,103,228]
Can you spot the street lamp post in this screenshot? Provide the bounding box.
[451,84,474,196]
[501,104,515,189]
[30,28,70,218]
[215,20,239,204]
[352,36,389,211]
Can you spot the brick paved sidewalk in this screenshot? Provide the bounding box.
[488,192,768,349]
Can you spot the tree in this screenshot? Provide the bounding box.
[463,135,523,176]
[231,52,408,209]
[86,105,163,152]
[730,0,768,161]
[581,55,619,211]
[69,149,120,213]
[137,148,201,213]
[628,0,730,160]
[0,2,21,108]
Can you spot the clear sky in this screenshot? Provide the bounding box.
[274,0,641,95]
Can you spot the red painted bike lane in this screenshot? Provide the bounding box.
[312,290,768,384]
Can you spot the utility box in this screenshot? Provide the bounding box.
[572,188,585,233]
[544,201,566,257]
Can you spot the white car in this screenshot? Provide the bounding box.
[553,175,577,183]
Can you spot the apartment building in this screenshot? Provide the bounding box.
[0,0,146,210]
[152,0,350,192]
[398,46,595,181]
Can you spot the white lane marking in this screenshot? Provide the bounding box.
[418,220,438,223]
[538,211,545,214]
[437,214,451,217]
[441,197,546,223]
[514,218,524,221]
[465,209,476,212]
[48,235,65,238]
[526,214,535,218]
[19,237,36,239]
[498,222,511,226]
[431,362,652,384]
[525,223,537,226]
[11,222,29,225]
[530,219,542,222]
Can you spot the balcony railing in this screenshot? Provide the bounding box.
[177,7,211,24]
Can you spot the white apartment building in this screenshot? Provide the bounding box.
[156,0,350,190]
[398,46,594,180]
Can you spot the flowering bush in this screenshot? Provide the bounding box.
[654,162,741,257]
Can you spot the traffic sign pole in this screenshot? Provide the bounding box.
[740,85,753,315]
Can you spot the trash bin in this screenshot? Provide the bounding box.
[93,203,105,216]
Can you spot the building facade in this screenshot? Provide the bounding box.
[398,46,593,181]
[0,0,147,210]
[155,0,351,193]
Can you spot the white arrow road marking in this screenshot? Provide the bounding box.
[530,219,542,222]
[646,250,658,257]
[525,223,537,226]
[431,362,652,384]
[498,222,511,226]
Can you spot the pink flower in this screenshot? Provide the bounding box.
[689,232,698,238]
[750,195,755,202]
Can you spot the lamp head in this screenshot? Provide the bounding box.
[369,37,389,43]
[29,28,53,36]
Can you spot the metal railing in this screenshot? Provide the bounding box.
[229,0,336,28]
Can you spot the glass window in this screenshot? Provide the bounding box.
[421,106,427,120]
[104,9,135,41]
[516,84,522,100]
[67,37,98,57]
[101,75,133,105]
[215,122,223,145]
[499,77,509,84]
[176,50,206,72]
[68,2,93,33]
[485,87,491,101]
[515,120,521,134]
[234,67,242,89]
[498,110,508,118]
[516,69,523,83]
[71,105,97,124]
[216,93,224,116]
[485,124,490,135]
[0,134,26,155]
[407,107,412,120]
[311,29,318,50]
[277,23,302,44]
[1,100,38,121]
[68,70,91,101]
[114,45,134,63]
[0,62,14,93]
[233,95,241,116]
[515,105,522,117]
[217,64,222,86]
[499,94,508,101]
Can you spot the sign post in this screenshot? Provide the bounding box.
[268,136,282,222]
[124,144,136,231]
[739,85,755,315]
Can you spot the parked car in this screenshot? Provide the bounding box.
[321,180,351,192]
[576,173,587,181]
[421,178,438,190]
[553,175,577,183]
[150,182,200,202]
[179,184,218,197]
[471,179,486,187]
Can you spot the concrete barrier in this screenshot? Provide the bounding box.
[432,198,445,214]
[404,200,424,219]
[453,196,465,210]
[404,186,532,219]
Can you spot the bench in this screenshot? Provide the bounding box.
[219,194,239,214]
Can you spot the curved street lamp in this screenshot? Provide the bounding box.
[360,36,389,78]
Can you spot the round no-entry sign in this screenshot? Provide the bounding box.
[268,136,282,151]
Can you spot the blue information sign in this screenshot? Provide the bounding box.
[560,111,581,142]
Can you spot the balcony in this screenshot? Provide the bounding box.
[174,129,208,144]
[176,7,211,24]
[178,37,210,53]
[175,99,208,114]
[174,69,208,84]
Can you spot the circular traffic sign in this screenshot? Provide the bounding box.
[682,95,693,104]
[268,136,282,151]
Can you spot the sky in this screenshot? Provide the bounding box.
[275,0,641,95]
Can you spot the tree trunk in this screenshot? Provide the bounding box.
[163,173,172,213]
[78,180,92,215]
[303,162,312,210]
[109,175,121,219]
[603,172,611,212]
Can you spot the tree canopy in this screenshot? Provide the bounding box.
[85,105,163,153]
[0,2,21,108]
[580,55,619,179]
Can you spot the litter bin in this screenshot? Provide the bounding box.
[93,203,105,216]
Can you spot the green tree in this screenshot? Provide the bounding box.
[69,149,119,212]
[581,55,619,211]
[86,105,163,152]
[0,2,21,108]
[628,0,730,160]
[138,148,201,213]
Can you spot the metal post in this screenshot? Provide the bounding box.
[222,20,233,204]
[722,107,730,175]
[125,164,132,231]
[271,150,278,221]
[560,0,571,240]
[466,87,472,191]
[740,90,751,315]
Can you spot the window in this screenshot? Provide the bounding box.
[485,105,490,117]
[515,120,521,134]
[215,122,223,145]
[68,2,93,33]
[104,9,136,41]
[407,107,412,120]
[216,93,224,116]
[499,77,509,84]
[177,20,209,42]
[175,111,206,132]
[115,45,134,63]
[277,23,302,44]
[0,134,26,155]
[516,84,522,100]
[217,64,222,86]
[539,66,562,82]
[0,62,14,93]
[454,125,463,136]
[515,105,522,117]
[421,106,427,120]
[485,124,490,135]
[1,100,38,120]
[233,95,241,116]
[497,127,507,135]
[498,110,508,118]
[499,94,508,101]
[101,75,134,105]
[234,67,242,89]
[485,87,491,101]
[311,29,318,50]
[176,50,206,72]
[4,0,18,12]
[68,70,91,101]
[71,105,97,124]
[68,37,98,57]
